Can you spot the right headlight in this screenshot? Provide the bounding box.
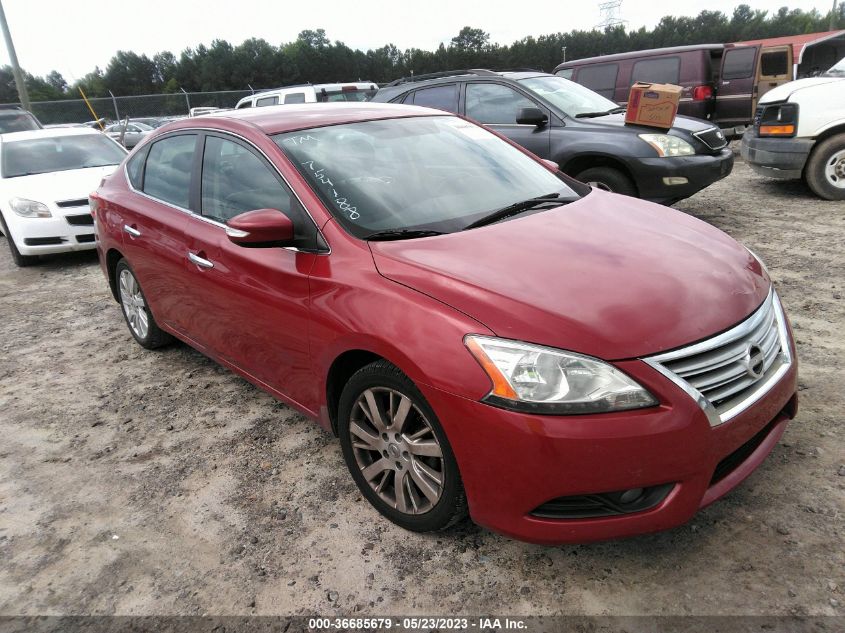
[465,335,658,415]
[638,134,695,157]
[10,197,51,218]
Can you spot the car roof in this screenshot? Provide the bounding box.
[556,44,725,68]
[0,127,106,142]
[181,102,451,135]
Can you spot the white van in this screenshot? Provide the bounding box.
[741,56,845,200]
[235,82,378,109]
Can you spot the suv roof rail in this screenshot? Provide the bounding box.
[384,68,500,87]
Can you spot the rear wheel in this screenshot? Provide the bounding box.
[337,360,467,532]
[804,134,845,201]
[0,213,37,267]
[575,166,637,197]
[115,259,172,349]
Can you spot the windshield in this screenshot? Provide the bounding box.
[824,57,845,76]
[2,134,127,178]
[273,116,583,237]
[519,76,620,117]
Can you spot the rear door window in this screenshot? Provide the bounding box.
[283,93,306,104]
[631,57,681,85]
[465,83,538,124]
[409,84,459,112]
[576,64,619,99]
[142,134,197,209]
[760,50,789,77]
[256,95,279,107]
[723,48,757,80]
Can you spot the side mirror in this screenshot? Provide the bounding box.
[516,107,548,127]
[541,159,558,171]
[226,208,294,246]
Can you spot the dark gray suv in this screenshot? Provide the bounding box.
[372,70,733,204]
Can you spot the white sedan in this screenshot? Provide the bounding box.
[0,127,127,267]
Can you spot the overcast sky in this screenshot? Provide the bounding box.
[1,0,836,80]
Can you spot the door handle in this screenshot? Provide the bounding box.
[123,224,141,238]
[187,252,214,269]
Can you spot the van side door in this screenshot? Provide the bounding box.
[715,46,760,128]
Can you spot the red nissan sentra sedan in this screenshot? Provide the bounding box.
[91,103,797,544]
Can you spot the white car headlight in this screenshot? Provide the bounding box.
[465,335,658,414]
[10,197,51,218]
[639,134,695,157]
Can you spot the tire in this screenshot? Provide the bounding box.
[0,212,38,267]
[804,134,845,201]
[337,360,468,532]
[575,166,638,197]
[115,258,173,349]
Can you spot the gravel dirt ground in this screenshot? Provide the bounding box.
[0,155,843,618]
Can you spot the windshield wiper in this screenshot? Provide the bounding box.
[575,107,626,119]
[463,193,567,230]
[364,229,445,241]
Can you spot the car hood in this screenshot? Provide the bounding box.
[760,76,845,103]
[578,112,714,135]
[370,190,770,360]
[4,165,118,205]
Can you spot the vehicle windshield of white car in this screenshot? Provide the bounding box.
[274,115,586,238]
[2,135,127,178]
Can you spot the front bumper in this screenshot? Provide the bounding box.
[635,148,734,204]
[740,129,815,180]
[5,208,96,256]
[421,351,797,545]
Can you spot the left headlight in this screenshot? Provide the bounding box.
[639,134,695,157]
[9,197,51,218]
[464,335,658,415]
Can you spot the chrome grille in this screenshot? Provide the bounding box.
[693,127,728,151]
[644,289,792,427]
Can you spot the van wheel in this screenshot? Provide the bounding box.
[575,166,637,197]
[337,360,467,532]
[804,134,845,201]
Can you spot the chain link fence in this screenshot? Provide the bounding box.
[1,90,259,125]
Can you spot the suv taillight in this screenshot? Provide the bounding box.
[692,85,714,100]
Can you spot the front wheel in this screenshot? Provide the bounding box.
[337,360,467,532]
[0,213,37,267]
[804,134,845,201]
[115,259,172,349]
[575,166,638,197]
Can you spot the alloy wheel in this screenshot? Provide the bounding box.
[349,387,445,515]
[119,268,149,340]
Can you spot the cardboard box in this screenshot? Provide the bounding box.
[625,82,682,129]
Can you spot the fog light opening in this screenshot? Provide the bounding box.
[619,488,645,504]
[662,176,689,186]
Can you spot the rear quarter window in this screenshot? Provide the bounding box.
[256,95,279,107]
[576,64,619,99]
[284,93,306,104]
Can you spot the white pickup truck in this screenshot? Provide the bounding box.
[741,57,845,200]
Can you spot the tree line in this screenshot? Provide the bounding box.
[1,3,843,103]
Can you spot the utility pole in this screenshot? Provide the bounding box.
[831,0,839,31]
[0,0,30,111]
